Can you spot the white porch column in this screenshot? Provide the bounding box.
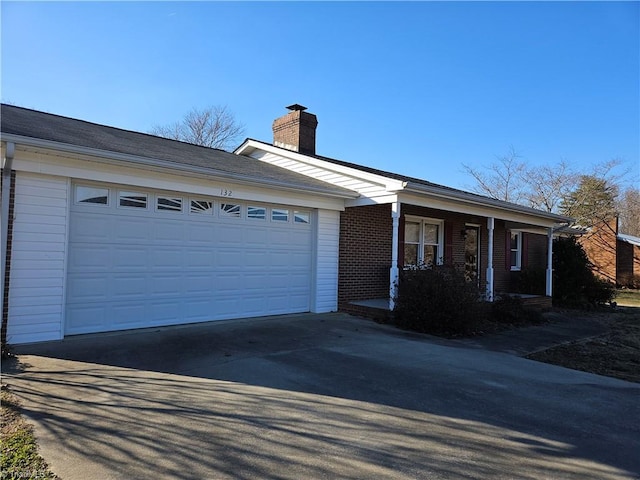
[546,227,553,297]
[486,217,495,302]
[389,201,401,310]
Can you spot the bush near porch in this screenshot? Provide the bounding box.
[393,265,482,336]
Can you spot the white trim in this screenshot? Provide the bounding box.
[389,202,401,310]
[486,217,495,302]
[509,230,523,271]
[2,135,357,201]
[403,215,445,266]
[10,146,347,211]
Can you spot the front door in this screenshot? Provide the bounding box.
[464,226,480,286]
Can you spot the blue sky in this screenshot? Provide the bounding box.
[2,1,638,191]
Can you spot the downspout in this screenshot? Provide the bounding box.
[1,141,15,342]
[389,201,401,310]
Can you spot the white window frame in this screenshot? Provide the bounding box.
[404,216,445,267]
[510,231,522,271]
[156,196,183,213]
[118,190,148,209]
[189,198,215,215]
[74,185,110,206]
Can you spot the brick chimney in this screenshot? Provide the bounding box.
[272,104,318,155]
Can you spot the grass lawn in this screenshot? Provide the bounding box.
[616,289,640,307]
[1,387,58,480]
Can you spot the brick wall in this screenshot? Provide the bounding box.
[338,204,392,309]
[617,240,640,288]
[578,220,618,284]
[338,203,553,309]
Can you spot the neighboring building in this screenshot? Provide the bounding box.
[578,218,640,288]
[1,104,570,345]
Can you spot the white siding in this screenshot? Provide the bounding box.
[312,209,340,313]
[7,173,68,344]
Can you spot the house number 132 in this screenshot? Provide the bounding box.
[220,188,233,197]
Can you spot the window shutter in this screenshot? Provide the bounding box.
[505,230,511,271]
[444,221,454,265]
[522,233,529,268]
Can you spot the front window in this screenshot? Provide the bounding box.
[404,217,443,267]
[510,231,522,271]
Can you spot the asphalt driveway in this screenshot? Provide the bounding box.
[4,313,640,480]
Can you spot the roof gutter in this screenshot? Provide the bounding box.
[0,133,359,200]
[1,141,15,341]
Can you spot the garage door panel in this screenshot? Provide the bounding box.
[67,275,110,302]
[112,275,148,300]
[113,218,152,243]
[217,225,244,244]
[67,188,313,335]
[112,247,148,270]
[69,245,111,270]
[112,303,147,327]
[187,223,216,244]
[154,220,186,243]
[67,305,106,333]
[150,249,183,269]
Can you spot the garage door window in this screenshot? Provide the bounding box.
[190,199,214,214]
[119,191,148,209]
[272,208,289,222]
[76,185,109,205]
[220,203,241,218]
[248,206,266,220]
[157,196,183,213]
[294,210,310,224]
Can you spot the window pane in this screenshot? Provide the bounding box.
[511,251,518,267]
[157,197,182,212]
[119,191,147,208]
[423,245,437,266]
[404,245,418,266]
[76,186,108,205]
[405,222,420,243]
[511,232,519,249]
[248,206,266,220]
[272,208,289,222]
[294,211,310,224]
[423,224,439,245]
[190,200,213,214]
[220,203,241,217]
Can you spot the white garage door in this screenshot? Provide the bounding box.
[66,183,313,335]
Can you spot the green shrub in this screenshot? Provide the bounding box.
[492,294,543,324]
[393,264,483,336]
[553,236,617,308]
[515,267,546,295]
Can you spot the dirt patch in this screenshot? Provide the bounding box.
[527,307,640,383]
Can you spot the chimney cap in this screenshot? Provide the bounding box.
[286,104,308,112]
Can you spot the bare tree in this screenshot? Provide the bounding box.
[462,146,528,204]
[525,160,578,212]
[150,105,245,151]
[618,186,640,237]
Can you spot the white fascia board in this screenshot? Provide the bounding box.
[403,184,571,226]
[236,140,406,192]
[399,192,564,228]
[7,141,347,211]
[1,134,357,201]
[345,193,399,207]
